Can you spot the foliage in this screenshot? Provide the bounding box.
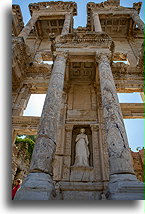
[15,135,36,159]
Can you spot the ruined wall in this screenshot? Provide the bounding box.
[131,149,144,182]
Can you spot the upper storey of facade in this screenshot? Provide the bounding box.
[87,0,143,37]
[12,0,144,93]
[12,5,24,36]
[12,0,144,40]
[28,1,77,39]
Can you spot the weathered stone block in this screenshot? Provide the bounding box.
[14,173,55,200]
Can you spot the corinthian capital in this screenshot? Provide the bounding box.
[54,51,69,60]
[95,49,111,63]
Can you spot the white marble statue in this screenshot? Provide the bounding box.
[74,128,90,167]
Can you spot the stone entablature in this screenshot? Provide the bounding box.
[12,37,32,91]
[29,1,77,16]
[87,1,144,34]
[57,31,113,50]
[12,5,24,36]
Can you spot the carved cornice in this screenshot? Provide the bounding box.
[87,0,135,12]
[56,31,113,49]
[12,4,24,34]
[112,62,129,72]
[12,37,32,91]
[12,37,31,66]
[27,63,52,75]
[87,1,137,29]
[133,2,142,14]
[29,1,77,16]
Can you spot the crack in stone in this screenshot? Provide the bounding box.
[115,123,126,146]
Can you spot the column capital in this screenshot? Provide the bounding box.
[95,50,111,63]
[54,51,69,60]
[65,124,74,131]
[92,12,99,17]
[65,12,72,17]
[90,124,99,132]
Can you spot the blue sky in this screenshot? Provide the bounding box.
[12,0,145,26]
[12,0,144,151]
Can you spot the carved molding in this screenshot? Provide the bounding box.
[56,31,113,49]
[95,49,112,63]
[29,1,77,16]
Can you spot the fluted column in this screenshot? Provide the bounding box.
[14,51,68,200]
[61,13,72,36]
[96,50,134,176]
[92,12,102,32]
[18,14,39,41]
[131,11,144,33]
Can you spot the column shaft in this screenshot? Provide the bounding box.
[18,14,38,41]
[97,52,134,175]
[30,52,68,174]
[92,13,102,32]
[61,13,72,36]
[12,84,31,116]
[132,12,144,33]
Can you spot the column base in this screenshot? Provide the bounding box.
[14,172,55,200]
[106,174,144,200]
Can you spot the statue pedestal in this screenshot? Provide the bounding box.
[70,166,94,181]
[55,181,103,200]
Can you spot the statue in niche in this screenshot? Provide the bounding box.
[73,128,90,167]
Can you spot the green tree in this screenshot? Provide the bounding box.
[15,135,36,159]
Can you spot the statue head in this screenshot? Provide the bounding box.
[80,128,85,133]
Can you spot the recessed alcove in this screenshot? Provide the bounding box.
[71,125,93,167]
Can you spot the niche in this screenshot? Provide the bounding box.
[71,125,93,167]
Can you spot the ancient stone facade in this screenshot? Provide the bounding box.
[12,143,31,186]
[131,149,144,182]
[12,0,144,200]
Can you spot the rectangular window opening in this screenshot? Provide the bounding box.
[117,92,143,103]
[23,94,46,116]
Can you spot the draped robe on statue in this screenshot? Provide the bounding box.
[74,133,90,166]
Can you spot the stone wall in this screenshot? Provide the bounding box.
[12,142,31,185]
[131,149,144,182]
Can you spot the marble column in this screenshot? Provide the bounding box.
[96,50,143,200]
[92,12,102,32]
[131,11,144,33]
[61,13,72,36]
[12,84,31,116]
[14,51,68,200]
[18,14,39,41]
